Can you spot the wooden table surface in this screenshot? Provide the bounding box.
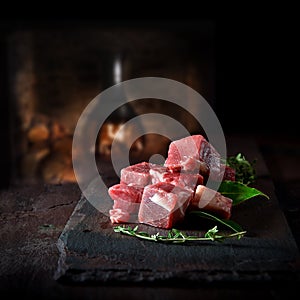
[0,134,299,299]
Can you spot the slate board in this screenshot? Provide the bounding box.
[55,137,300,284]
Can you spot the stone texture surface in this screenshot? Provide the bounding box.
[0,183,80,298]
[0,136,300,299]
[55,179,299,284]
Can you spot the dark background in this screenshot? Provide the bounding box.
[1,15,294,132]
[0,15,297,189]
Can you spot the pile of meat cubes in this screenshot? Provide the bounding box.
[109,135,235,229]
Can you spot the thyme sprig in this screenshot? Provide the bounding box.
[113,225,246,243]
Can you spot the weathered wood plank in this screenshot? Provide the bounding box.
[55,137,300,284]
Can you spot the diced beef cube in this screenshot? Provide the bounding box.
[199,139,221,178]
[138,182,193,229]
[108,184,143,223]
[164,135,221,180]
[108,183,144,203]
[120,162,167,187]
[148,163,203,192]
[109,208,131,224]
[120,162,151,187]
[149,164,168,183]
[166,156,209,176]
[190,185,232,219]
[165,164,182,173]
[162,172,203,192]
[108,183,143,214]
[181,156,210,175]
[165,135,204,164]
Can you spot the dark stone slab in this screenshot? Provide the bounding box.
[55,137,300,284]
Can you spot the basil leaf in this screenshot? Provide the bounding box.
[189,210,243,233]
[218,180,269,206]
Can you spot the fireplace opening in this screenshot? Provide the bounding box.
[1,21,215,187]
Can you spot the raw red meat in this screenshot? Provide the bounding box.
[120,161,201,192]
[190,185,233,219]
[165,135,204,169]
[149,164,168,184]
[120,162,167,187]
[161,172,203,192]
[108,184,143,213]
[108,184,143,223]
[199,139,221,179]
[138,182,193,229]
[120,162,151,187]
[165,157,209,177]
[109,135,235,227]
[164,135,221,180]
[109,208,131,223]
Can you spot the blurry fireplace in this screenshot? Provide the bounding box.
[5,22,215,185]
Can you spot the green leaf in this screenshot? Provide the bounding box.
[226,153,256,185]
[189,210,243,232]
[138,231,150,236]
[204,226,218,240]
[113,226,122,233]
[218,180,269,206]
[173,229,181,239]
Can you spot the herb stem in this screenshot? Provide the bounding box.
[114,225,246,243]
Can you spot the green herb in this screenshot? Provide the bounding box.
[218,180,269,206]
[113,225,246,243]
[227,153,256,185]
[189,210,243,232]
